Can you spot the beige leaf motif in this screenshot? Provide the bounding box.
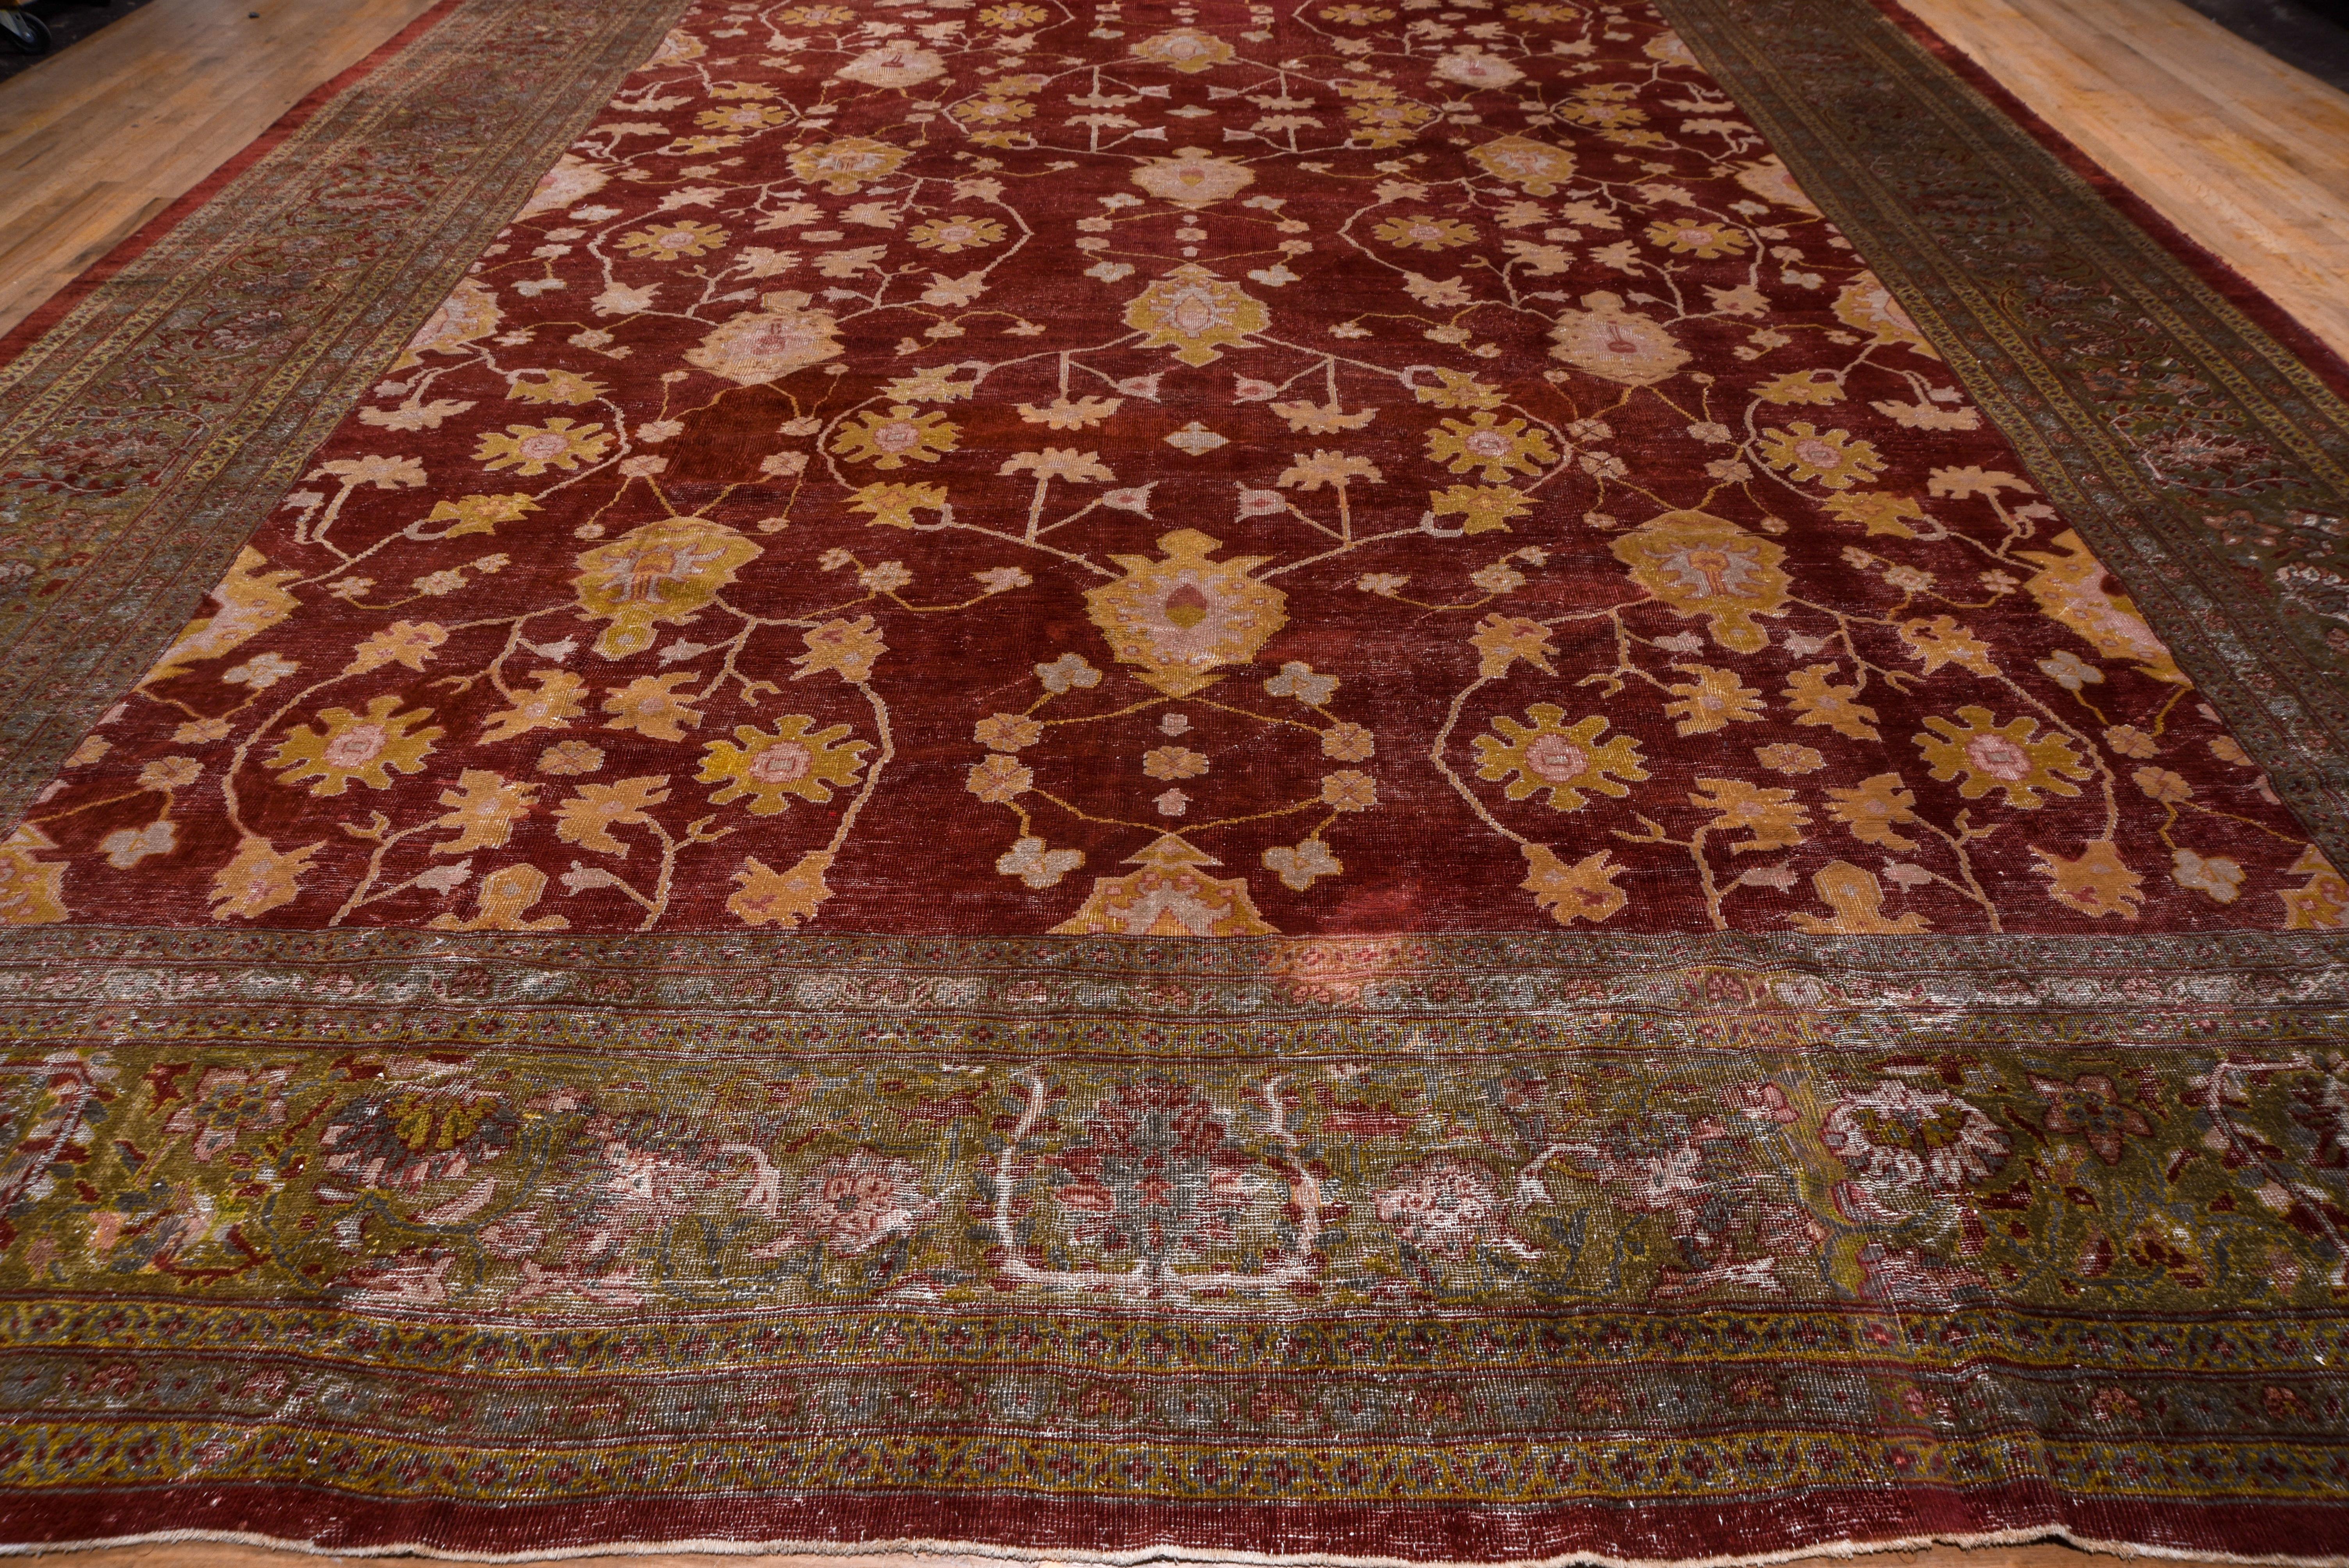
[729,851,837,927]
[429,864,569,932]
[1788,861,1929,933]
[1520,845,1627,927]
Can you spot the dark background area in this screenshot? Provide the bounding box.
[0,0,160,82]
[2177,0,2349,89]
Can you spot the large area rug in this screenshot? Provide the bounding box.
[2,0,2347,1559]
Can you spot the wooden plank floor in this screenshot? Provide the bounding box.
[0,0,2335,1565]
[0,0,437,339]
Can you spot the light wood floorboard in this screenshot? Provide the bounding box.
[1900,0,2349,365]
[0,0,2332,1563]
[0,0,437,339]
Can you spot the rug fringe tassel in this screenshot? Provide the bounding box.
[7,1524,2346,1568]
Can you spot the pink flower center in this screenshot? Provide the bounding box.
[751,321,816,353]
[1162,583,1212,629]
[324,724,389,769]
[1524,734,1588,783]
[1169,292,1222,332]
[749,741,814,784]
[1966,732,2033,780]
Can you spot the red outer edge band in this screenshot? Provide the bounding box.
[0,1478,2339,1560]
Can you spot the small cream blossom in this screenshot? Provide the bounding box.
[223,653,299,690]
[974,713,1043,751]
[2037,651,2103,691]
[138,756,202,792]
[2172,847,2244,904]
[1035,652,1102,692]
